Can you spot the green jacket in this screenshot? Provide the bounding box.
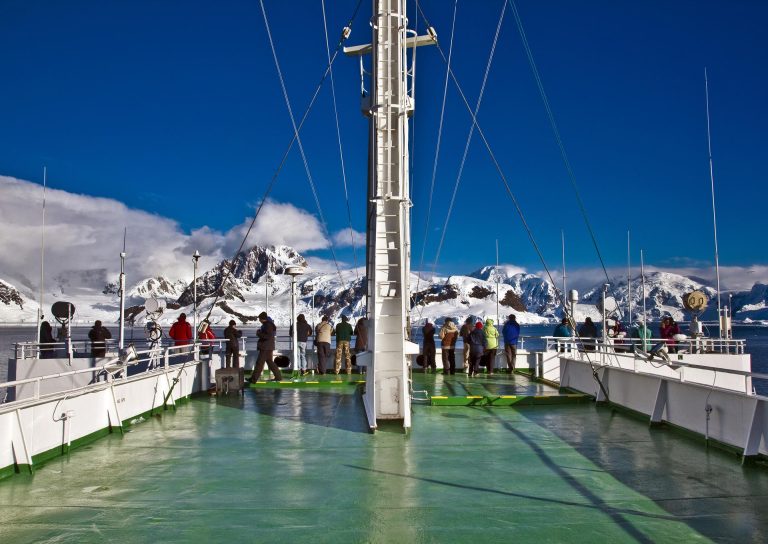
[483,319,499,349]
[632,324,652,351]
[336,321,353,342]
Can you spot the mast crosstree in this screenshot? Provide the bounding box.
[345,0,435,431]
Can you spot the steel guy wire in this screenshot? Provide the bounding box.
[431,0,506,280]
[322,0,359,281]
[416,2,610,401]
[413,0,458,310]
[200,0,363,325]
[508,0,611,285]
[259,0,347,292]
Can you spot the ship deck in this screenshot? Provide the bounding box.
[1,373,767,543]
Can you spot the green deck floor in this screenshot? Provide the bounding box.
[1,376,767,543]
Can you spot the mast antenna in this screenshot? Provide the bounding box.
[37,166,47,344]
[705,68,723,337]
[627,230,631,327]
[119,227,127,352]
[561,230,566,314]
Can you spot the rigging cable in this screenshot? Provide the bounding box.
[322,0,359,281]
[431,0,506,279]
[412,0,459,308]
[198,0,363,324]
[507,0,610,284]
[415,2,610,402]
[258,0,348,291]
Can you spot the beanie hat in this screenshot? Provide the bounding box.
[475,322,483,329]
[258,311,268,320]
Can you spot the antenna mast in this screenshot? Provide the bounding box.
[118,228,127,351]
[705,68,724,338]
[496,238,500,326]
[561,230,566,313]
[627,230,631,327]
[640,249,647,335]
[37,167,47,343]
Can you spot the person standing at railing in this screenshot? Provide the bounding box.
[353,317,368,353]
[39,320,56,359]
[502,314,521,371]
[250,312,283,383]
[290,314,313,376]
[459,317,474,374]
[631,321,652,352]
[483,318,499,375]
[56,323,69,357]
[223,320,242,368]
[88,320,112,358]
[335,315,354,374]
[315,316,332,375]
[468,322,486,378]
[198,320,216,355]
[168,313,193,347]
[439,318,459,375]
[421,319,436,373]
[660,317,681,354]
[553,318,573,353]
[578,317,597,352]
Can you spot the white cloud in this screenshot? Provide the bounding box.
[0,175,328,294]
[332,227,365,248]
[305,256,349,272]
[540,265,768,293]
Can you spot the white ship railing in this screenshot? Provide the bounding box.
[0,343,203,407]
[13,337,247,360]
[543,336,745,355]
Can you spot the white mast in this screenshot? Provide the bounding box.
[37,166,47,343]
[627,230,631,327]
[641,249,647,335]
[345,0,435,430]
[704,68,724,338]
[561,230,566,314]
[495,238,500,326]
[118,229,127,351]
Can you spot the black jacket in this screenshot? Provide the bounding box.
[291,320,313,342]
[257,319,277,351]
[224,325,242,352]
[578,321,598,338]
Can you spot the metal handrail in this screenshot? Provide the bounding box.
[544,336,746,354]
[14,337,248,359]
[0,344,199,406]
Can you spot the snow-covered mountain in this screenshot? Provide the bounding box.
[128,277,188,302]
[0,277,38,322]
[177,245,307,307]
[582,271,718,322]
[732,283,768,321]
[0,246,765,327]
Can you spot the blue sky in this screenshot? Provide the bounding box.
[1,0,766,282]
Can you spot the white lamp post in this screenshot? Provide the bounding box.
[285,266,305,373]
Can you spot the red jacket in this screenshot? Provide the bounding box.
[200,327,216,346]
[169,318,193,346]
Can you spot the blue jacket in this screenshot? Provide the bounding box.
[502,320,521,345]
[553,324,572,338]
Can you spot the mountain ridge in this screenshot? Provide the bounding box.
[1,246,766,326]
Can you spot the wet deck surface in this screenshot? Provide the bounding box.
[1,375,767,543]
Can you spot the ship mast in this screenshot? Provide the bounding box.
[345,0,435,431]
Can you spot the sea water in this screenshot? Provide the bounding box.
[1,324,767,395]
